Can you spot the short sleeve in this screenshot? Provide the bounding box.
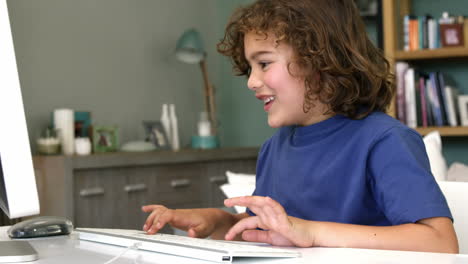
[246,138,272,216]
[368,127,452,225]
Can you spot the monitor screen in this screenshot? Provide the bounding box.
[0,0,40,219]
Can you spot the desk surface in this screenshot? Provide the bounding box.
[1,226,468,264]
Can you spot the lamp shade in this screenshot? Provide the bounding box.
[175,28,205,64]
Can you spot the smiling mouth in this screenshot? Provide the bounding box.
[263,96,275,106]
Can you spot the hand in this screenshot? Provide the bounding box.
[224,196,315,247]
[141,205,217,238]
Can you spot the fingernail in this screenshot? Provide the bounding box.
[156,222,161,228]
[143,224,147,230]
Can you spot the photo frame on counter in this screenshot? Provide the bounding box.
[458,95,468,127]
[74,111,91,137]
[92,125,119,152]
[143,121,170,149]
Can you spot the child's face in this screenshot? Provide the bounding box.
[244,31,330,128]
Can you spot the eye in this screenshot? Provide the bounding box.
[259,61,270,69]
[246,67,252,77]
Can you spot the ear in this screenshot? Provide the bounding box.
[314,71,321,82]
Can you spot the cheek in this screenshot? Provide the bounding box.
[265,70,305,102]
[263,66,292,90]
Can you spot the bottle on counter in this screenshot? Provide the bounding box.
[160,104,172,144]
[169,104,180,151]
[197,112,211,137]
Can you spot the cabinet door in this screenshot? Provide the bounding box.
[154,163,205,209]
[74,166,159,229]
[120,166,158,229]
[74,168,125,228]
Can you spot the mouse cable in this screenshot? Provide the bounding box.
[103,242,142,264]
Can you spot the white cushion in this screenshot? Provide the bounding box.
[437,181,468,254]
[447,162,468,182]
[220,171,256,213]
[423,131,447,181]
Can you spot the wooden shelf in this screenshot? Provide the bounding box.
[394,47,468,61]
[383,0,468,138]
[415,126,468,137]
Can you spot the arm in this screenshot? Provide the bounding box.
[312,216,458,253]
[225,196,458,253]
[142,205,249,239]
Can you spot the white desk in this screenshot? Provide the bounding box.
[1,226,468,264]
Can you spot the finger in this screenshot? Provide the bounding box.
[257,198,282,227]
[141,204,163,213]
[225,216,260,241]
[243,230,294,247]
[144,207,169,234]
[151,209,174,232]
[226,196,280,224]
[225,196,277,210]
[143,205,166,230]
[143,210,160,231]
[224,196,258,207]
[148,208,171,234]
[241,230,272,244]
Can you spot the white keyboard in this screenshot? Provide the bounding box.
[76,228,300,263]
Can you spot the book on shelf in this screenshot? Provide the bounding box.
[444,86,459,127]
[428,72,444,126]
[395,62,409,122]
[424,77,435,126]
[419,76,428,127]
[401,12,468,51]
[404,67,417,128]
[427,17,439,49]
[436,72,449,125]
[395,66,461,128]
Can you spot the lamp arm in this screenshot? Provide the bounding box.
[199,60,217,135]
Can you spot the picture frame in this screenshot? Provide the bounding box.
[440,24,464,47]
[355,0,378,17]
[458,95,468,127]
[92,125,119,153]
[142,121,170,149]
[74,111,91,137]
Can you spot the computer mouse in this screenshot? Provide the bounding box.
[7,216,73,239]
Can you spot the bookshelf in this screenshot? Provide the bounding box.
[395,47,468,60]
[383,0,468,137]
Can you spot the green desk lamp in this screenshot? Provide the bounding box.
[175,28,217,136]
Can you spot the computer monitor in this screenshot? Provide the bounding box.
[0,0,40,261]
[0,0,40,220]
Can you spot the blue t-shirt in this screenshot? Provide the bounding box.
[249,112,452,226]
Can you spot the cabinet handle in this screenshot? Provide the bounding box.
[124,183,147,193]
[80,187,105,197]
[209,175,227,184]
[170,179,191,188]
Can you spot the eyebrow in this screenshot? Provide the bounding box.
[247,51,273,62]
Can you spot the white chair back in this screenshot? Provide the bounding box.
[437,181,468,254]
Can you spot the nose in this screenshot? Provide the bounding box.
[247,70,262,91]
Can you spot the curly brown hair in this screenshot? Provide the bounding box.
[217,0,395,119]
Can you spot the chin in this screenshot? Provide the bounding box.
[267,118,285,128]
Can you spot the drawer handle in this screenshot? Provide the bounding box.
[170,179,191,188]
[80,187,104,197]
[209,175,227,184]
[124,183,147,193]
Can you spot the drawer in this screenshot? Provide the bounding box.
[154,164,205,205]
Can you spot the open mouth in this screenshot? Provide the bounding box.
[263,96,275,106]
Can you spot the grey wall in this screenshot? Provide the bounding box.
[8,0,468,166]
[216,0,276,148]
[8,0,222,151]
